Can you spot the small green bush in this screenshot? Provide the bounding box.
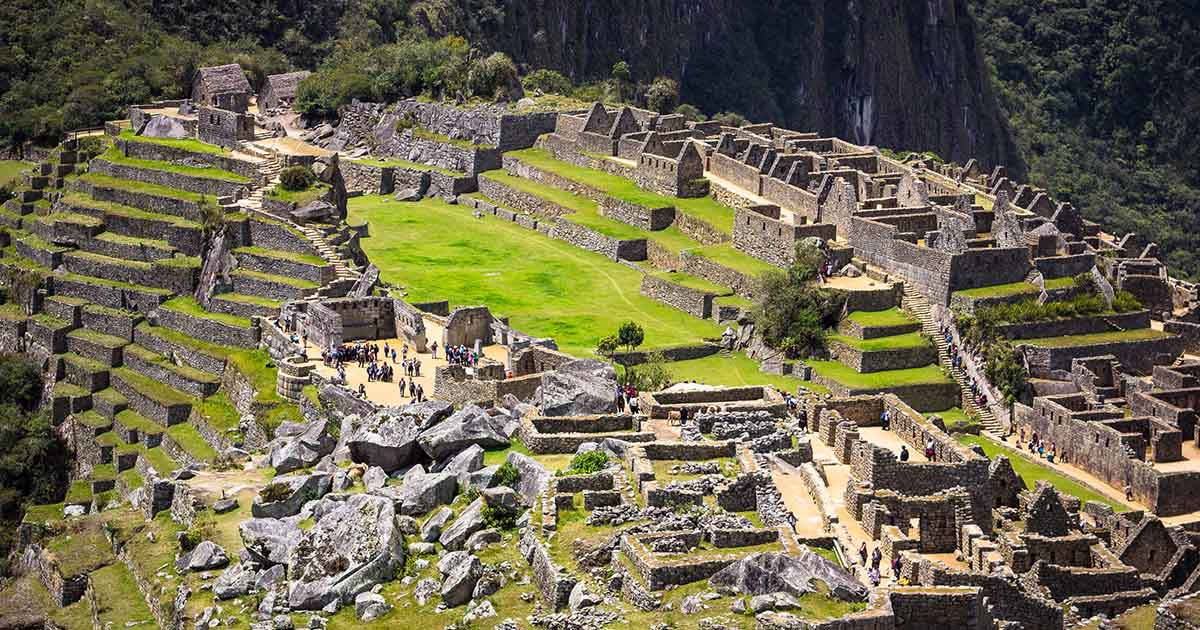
[1112,290,1143,313]
[492,461,520,489]
[259,482,290,503]
[522,69,572,95]
[567,451,609,475]
[279,166,316,191]
[481,504,518,531]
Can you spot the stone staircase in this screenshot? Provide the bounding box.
[297,223,359,283]
[233,142,359,285]
[901,285,1002,433]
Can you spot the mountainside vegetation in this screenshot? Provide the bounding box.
[973,0,1200,279]
[1,0,1196,277]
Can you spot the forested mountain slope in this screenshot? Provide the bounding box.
[2,0,1196,277]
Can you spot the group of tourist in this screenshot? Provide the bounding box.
[1017,428,1063,465]
[446,344,480,367]
[858,542,899,587]
[941,324,990,411]
[615,384,640,414]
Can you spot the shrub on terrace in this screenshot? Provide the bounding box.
[522,69,572,95]
[755,243,842,359]
[492,461,520,489]
[562,451,609,476]
[279,166,316,191]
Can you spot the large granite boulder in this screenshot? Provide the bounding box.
[141,115,189,139]
[214,563,259,600]
[421,506,453,543]
[177,541,229,572]
[287,494,406,610]
[346,410,422,472]
[538,359,618,417]
[417,405,509,460]
[240,516,303,565]
[439,552,482,607]
[270,419,336,474]
[438,443,484,485]
[252,473,332,519]
[384,471,458,517]
[439,497,485,551]
[505,452,550,504]
[708,551,867,602]
[392,400,454,430]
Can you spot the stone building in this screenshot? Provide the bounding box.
[191,64,252,113]
[258,71,311,111]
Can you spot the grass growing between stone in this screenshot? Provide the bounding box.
[507,148,737,234]
[647,270,732,294]
[664,352,829,394]
[118,129,230,156]
[929,407,979,433]
[955,434,1129,512]
[827,332,930,351]
[161,296,253,328]
[348,194,721,356]
[79,173,208,202]
[0,159,33,186]
[98,147,251,183]
[845,308,917,327]
[1019,328,1170,347]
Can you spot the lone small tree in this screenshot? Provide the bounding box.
[617,320,644,355]
[595,334,618,360]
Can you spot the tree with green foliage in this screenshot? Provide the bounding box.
[711,111,749,128]
[754,243,842,359]
[522,69,572,95]
[616,320,644,355]
[645,77,679,113]
[0,355,69,573]
[674,104,706,122]
[279,166,317,191]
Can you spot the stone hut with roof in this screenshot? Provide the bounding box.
[259,71,311,111]
[191,64,252,113]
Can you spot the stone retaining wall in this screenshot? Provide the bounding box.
[518,529,576,612]
[156,307,260,349]
[1020,334,1184,376]
[234,250,330,284]
[62,252,196,295]
[133,326,225,375]
[992,310,1151,341]
[639,275,715,319]
[678,251,760,300]
[75,177,209,222]
[673,211,729,246]
[247,217,321,257]
[599,197,674,231]
[90,159,248,199]
[828,339,937,373]
[115,138,261,181]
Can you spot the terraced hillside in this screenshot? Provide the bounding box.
[0,135,342,516]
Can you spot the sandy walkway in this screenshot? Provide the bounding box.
[296,336,509,406]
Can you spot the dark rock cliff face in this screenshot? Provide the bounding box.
[461,0,1021,172]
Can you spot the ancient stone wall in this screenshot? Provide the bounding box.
[115,139,261,181]
[1020,334,1184,376]
[519,528,576,611]
[197,106,254,148]
[678,251,760,300]
[828,340,937,373]
[991,311,1151,341]
[639,274,715,318]
[90,159,248,199]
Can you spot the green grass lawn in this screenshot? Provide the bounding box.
[267,182,329,205]
[98,147,250,183]
[929,407,979,432]
[647,271,731,294]
[956,434,1128,511]
[808,360,952,389]
[954,276,1074,299]
[827,331,930,351]
[507,148,736,234]
[118,129,229,156]
[1019,328,1170,347]
[78,173,207,202]
[0,160,33,186]
[161,296,253,328]
[846,308,917,327]
[662,352,829,394]
[60,192,200,229]
[349,194,721,356]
